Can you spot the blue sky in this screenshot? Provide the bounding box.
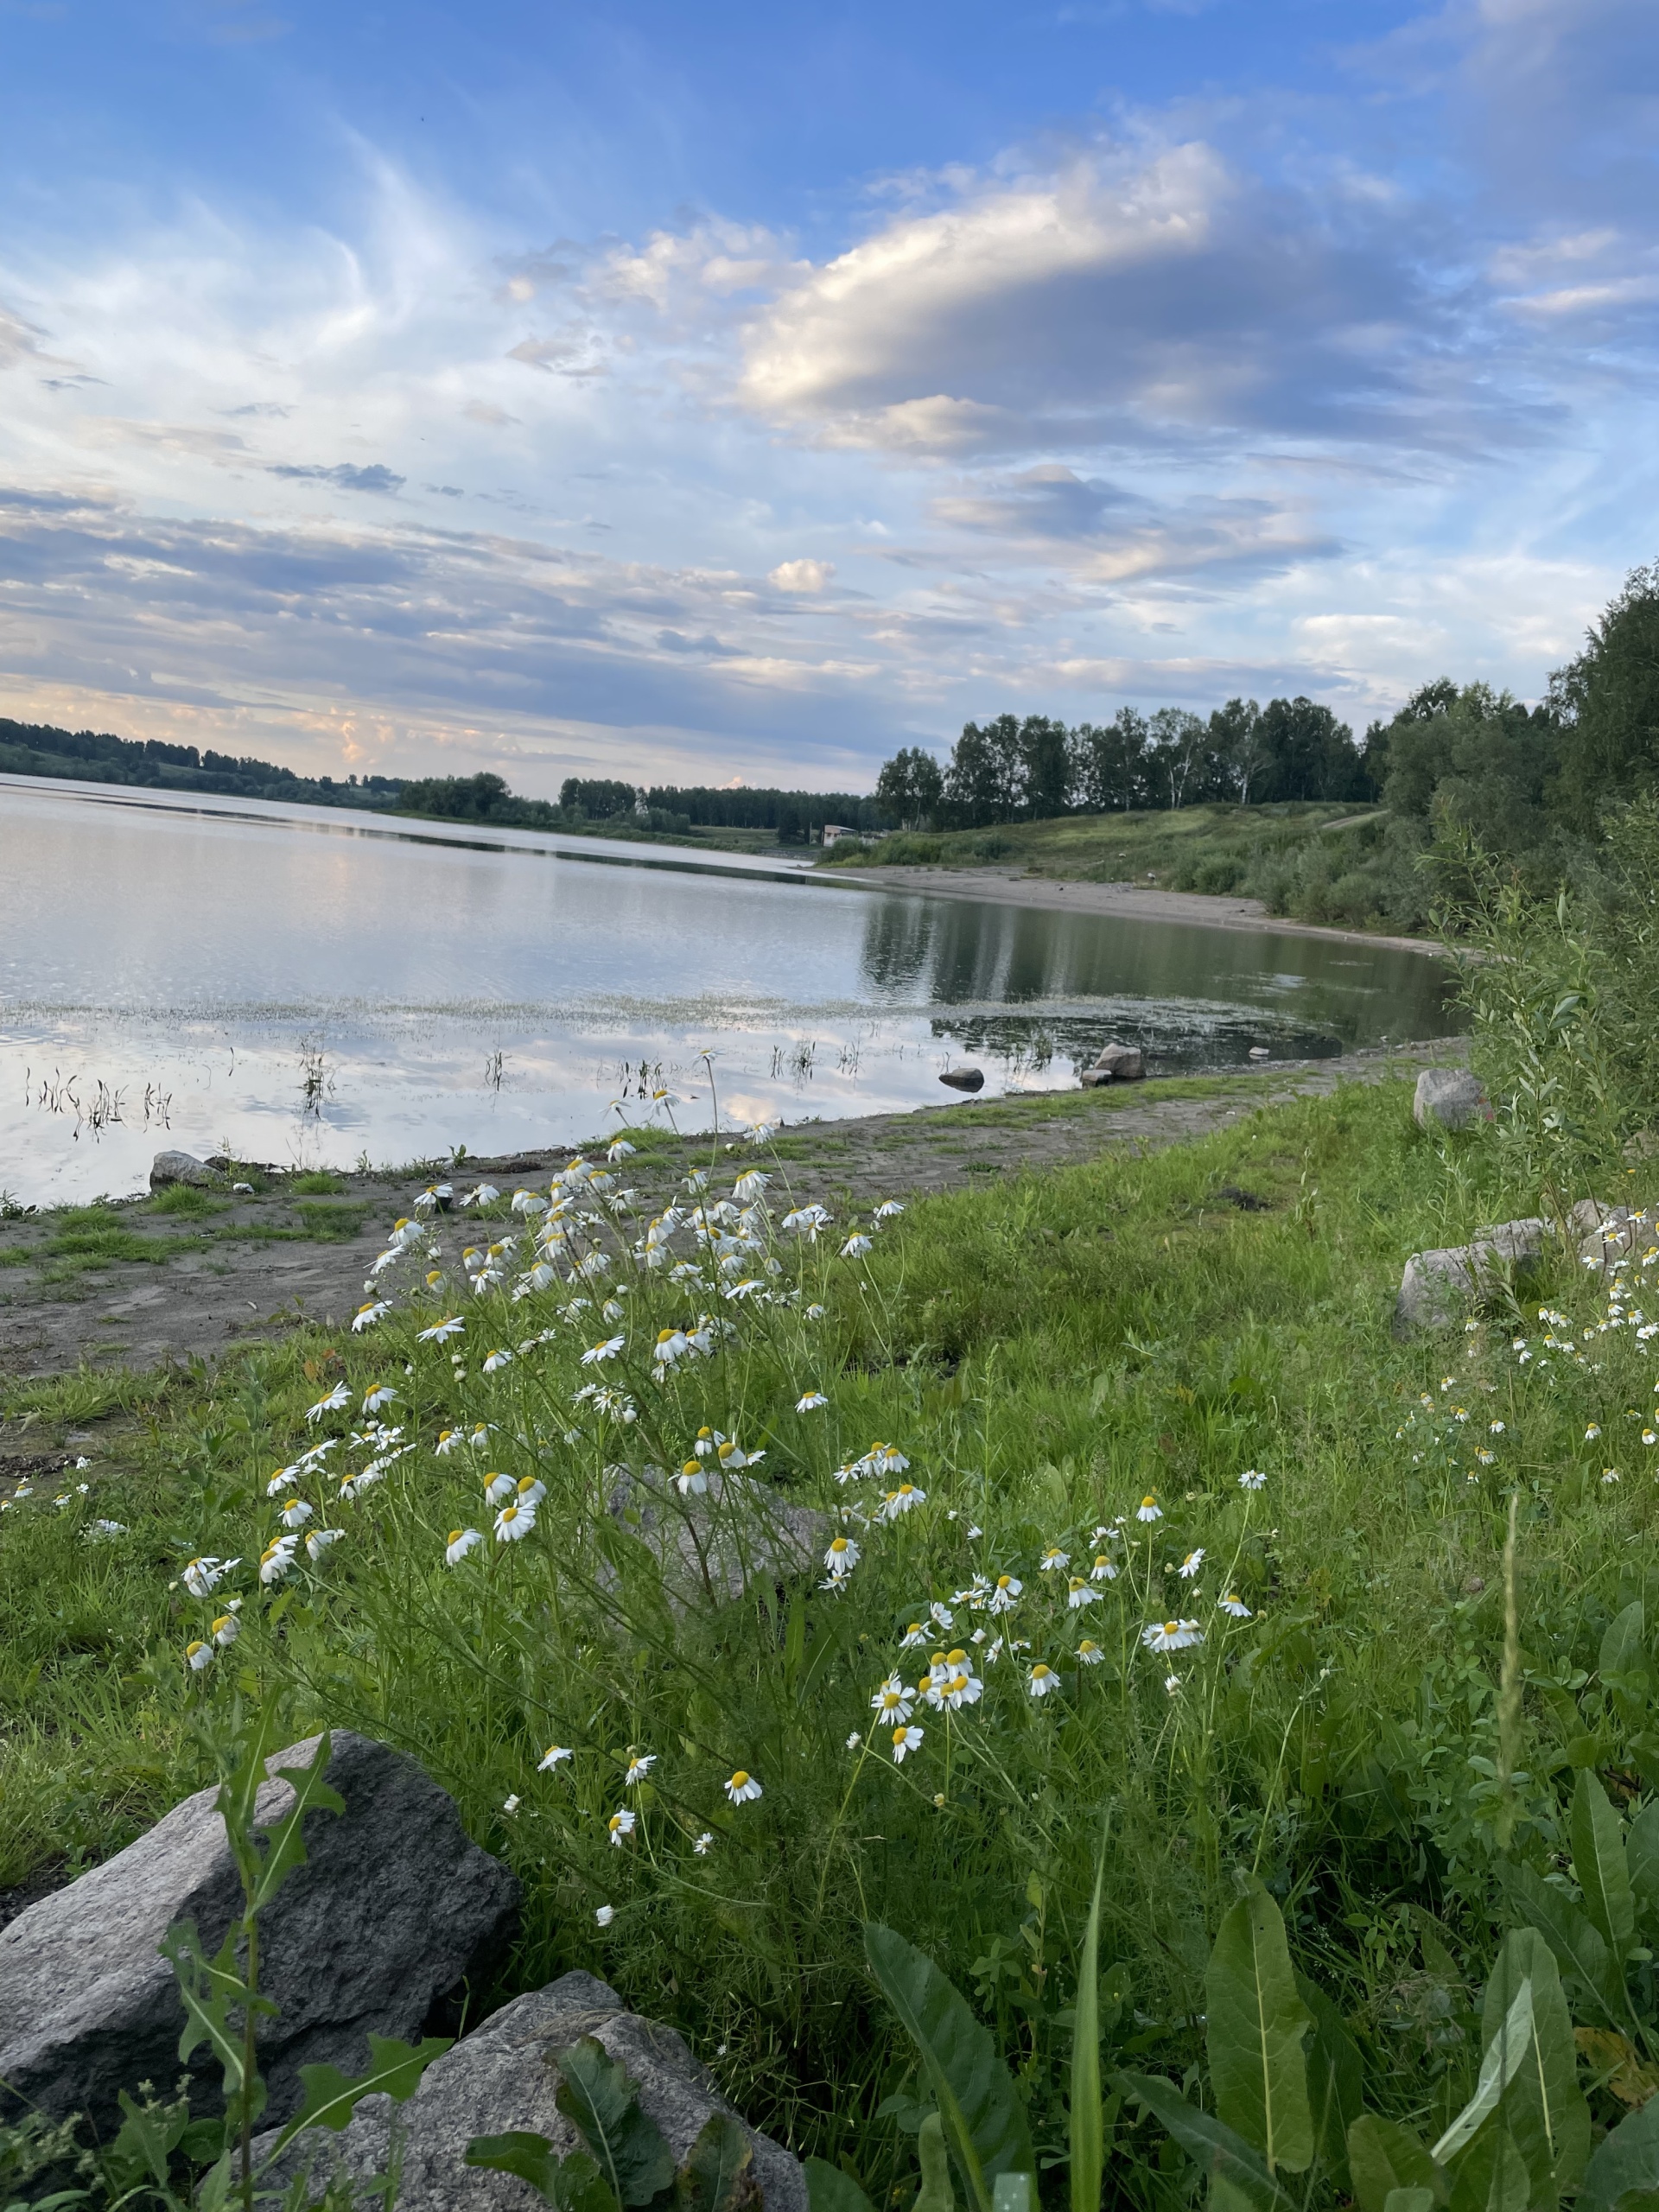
[1,0,1655,796]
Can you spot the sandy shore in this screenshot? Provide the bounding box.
[824,864,1446,958]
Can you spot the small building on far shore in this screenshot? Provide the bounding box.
[821,823,861,848]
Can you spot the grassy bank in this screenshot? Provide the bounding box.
[818,803,1412,931]
[4,1065,1655,2197]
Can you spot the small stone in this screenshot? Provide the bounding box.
[1413,1068,1491,1132]
[607,1465,828,1611]
[938,1068,985,1092]
[148,1150,219,1190]
[1572,1198,1645,1274]
[258,1973,804,2212]
[1089,1043,1145,1083]
[0,1732,520,2135]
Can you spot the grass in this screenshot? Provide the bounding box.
[288,1172,346,1196]
[3,1077,1654,2196]
[143,1185,229,1219]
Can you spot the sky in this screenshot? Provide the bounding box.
[0,0,1656,798]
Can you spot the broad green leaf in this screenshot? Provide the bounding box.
[1071,1856,1106,2212]
[1573,1770,1637,1964]
[805,2158,878,2212]
[251,1733,347,1913]
[914,2113,957,2212]
[269,2034,452,2159]
[194,2146,235,2212]
[1345,2114,1448,2212]
[864,1924,1035,2212]
[556,2036,676,2209]
[1432,1978,1535,2164]
[1295,1974,1363,2192]
[466,2132,566,2202]
[990,2178,1033,2212]
[1112,2069,1296,2212]
[1384,2191,1435,2212]
[1204,1881,1313,2175]
[1628,1805,1659,1937]
[1501,1863,1630,2030]
[110,2090,186,2190]
[1600,1603,1651,1732]
[1445,2122,1529,2212]
[1479,1929,1590,2205]
[1583,2095,1659,2212]
[676,2114,760,2212]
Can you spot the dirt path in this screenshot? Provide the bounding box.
[0,1039,1462,1380]
[824,863,1444,957]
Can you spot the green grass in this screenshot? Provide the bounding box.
[291,1200,371,1241]
[3,1079,1654,2192]
[288,1171,346,1196]
[142,1184,228,1219]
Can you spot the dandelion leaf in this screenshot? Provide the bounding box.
[271,2034,452,2158]
[556,2036,676,2209]
[805,2158,878,2212]
[1295,1973,1363,2192]
[1444,2119,1530,2212]
[1344,2115,1447,2212]
[1112,2069,1295,2212]
[466,2135,620,2212]
[1600,1604,1652,1732]
[864,1923,1035,2212]
[675,2114,760,2212]
[1477,1930,1589,2204]
[1628,1805,1659,1941]
[1583,2093,1659,2212]
[1204,1881,1313,2174]
[1573,1770,1637,1964]
[913,2112,957,2212]
[1499,1863,1629,2030]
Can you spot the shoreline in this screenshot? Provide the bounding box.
[823,862,1446,957]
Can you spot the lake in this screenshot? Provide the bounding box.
[0,773,1460,1205]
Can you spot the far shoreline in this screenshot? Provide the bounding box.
[819,861,1448,957]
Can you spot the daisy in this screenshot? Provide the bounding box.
[1077,1640,1103,1666]
[624,1753,657,1786]
[1027,1663,1059,1698]
[503,1795,522,1815]
[182,1555,237,1599]
[306,1529,342,1560]
[305,1382,352,1423]
[1238,1469,1267,1491]
[1090,1554,1118,1583]
[607,1809,636,1846]
[871,1677,916,1722]
[362,1384,397,1414]
[516,1476,547,1507]
[483,1471,516,1504]
[899,1621,928,1649]
[878,1483,927,1521]
[186,1639,213,1672]
[943,1668,982,1711]
[725,1770,763,1804]
[652,1326,690,1367]
[1178,1548,1205,1580]
[445,1528,482,1566]
[1135,1494,1162,1522]
[1218,1592,1252,1618]
[259,1536,299,1585]
[676,1460,709,1497]
[607,1140,636,1163]
[874,1200,905,1221]
[353,1301,391,1332]
[582,1336,626,1366]
[278,1498,314,1530]
[891,1725,924,1764]
[841,1234,874,1259]
[823,1535,860,1579]
[1065,1577,1102,1611]
[494,1501,537,1541]
[482,1348,513,1373]
[1586,1424,1603,1441]
[1039,1545,1070,1573]
[1141,1619,1204,1652]
[538,1744,574,1770]
[987,1573,1022,1614]
[796,1389,829,1413]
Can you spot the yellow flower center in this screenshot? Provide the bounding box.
[730,1770,750,1788]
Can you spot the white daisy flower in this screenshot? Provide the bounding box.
[891,1725,924,1763]
[1141,1618,1203,1652]
[494,1501,537,1541]
[1039,1546,1070,1573]
[362,1383,397,1414]
[305,1382,352,1423]
[503,1795,522,1815]
[186,1639,213,1672]
[724,1770,763,1804]
[841,1233,874,1259]
[987,1573,1022,1614]
[1135,1494,1162,1522]
[306,1529,342,1560]
[1237,1469,1267,1491]
[182,1555,238,1599]
[624,1753,657,1786]
[1027,1662,1059,1697]
[607,1808,637,1846]
[871,1677,916,1722]
[1218,1592,1252,1618]
[796,1389,829,1413]
[482,1348,513,1373]
[538,1744,574,1770]
[582,1336,626,1366]
[1066,1577,1102,1611]
[446,1527,483,1565]
[1090,1553,1118,1582]
[594,1903,615,1925]
[1178,1548,1205,1580]
[1077,1639,1103,1666]
[823,1535,860,1579]
[278,1498,314,1530]
[353,1301,391,1332]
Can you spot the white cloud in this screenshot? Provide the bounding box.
[768,557,836,592]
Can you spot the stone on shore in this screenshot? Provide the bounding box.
[149,1149,220,1190]
[938,1067,984,1092]
[259,1972,805,2212]
[1413,1068,1490,1132]
[607,1464,828,1611]
[1394,1217,1547,1334]
[0,1732,520,2134]
[1082,1043,1144,1087]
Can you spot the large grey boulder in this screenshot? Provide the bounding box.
[149,1149,221,1190]
[607,1465,828,1611]
[0,1732,520,2134]
[1413,1068,1491,1132]
[1394,1218,1547,1334]
[1082,1043,1145,1087]
[261,1971,805,2212]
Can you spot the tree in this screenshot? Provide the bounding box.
[1208,697,1266,804]
[1551,560,1659,828]
[1253,698,1366,803]
[1148,708,1207,809]
[943,716,1023,826]
[1018,715,1072,818]
[1072,710,1147,812]
[558,777,637,819]
[874,747,945,830]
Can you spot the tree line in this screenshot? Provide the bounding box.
[0,718,404,809]
[874,695,1376,830]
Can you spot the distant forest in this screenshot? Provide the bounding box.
[0,717,405,810]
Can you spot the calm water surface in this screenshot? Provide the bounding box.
[0,775,1460,1204]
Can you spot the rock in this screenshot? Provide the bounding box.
[1413,1068,1491,1132]
[1572,1198,1652,1274]
[1087,1043,1145,1084]
[0,1732,520,2135]
[259,1972,805,2212]
[607,1465,828,1611]
[1394,1217,1548,1334]
[938,1068,984,1092]
[149,1149,220,1190]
